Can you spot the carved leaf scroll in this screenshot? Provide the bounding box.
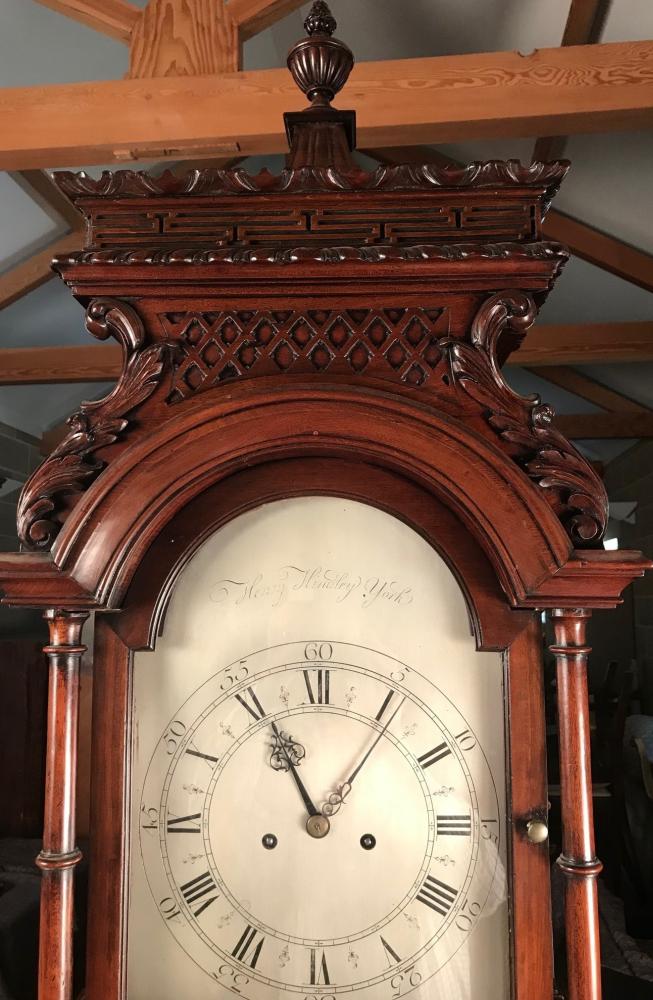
[444,291,608,547]
[17,299,171,551]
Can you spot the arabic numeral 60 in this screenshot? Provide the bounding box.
[391,966,422,998]
[304,641,333,661]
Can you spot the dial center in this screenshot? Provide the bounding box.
[206,708,432,945]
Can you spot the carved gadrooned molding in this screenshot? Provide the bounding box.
[444,291,608,546]
[54,240,568,267]
[54,160,570,201]
[17,299,172,551]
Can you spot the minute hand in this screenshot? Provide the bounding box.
[346,697,406,786]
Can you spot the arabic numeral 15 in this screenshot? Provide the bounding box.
[140,805,158,831]
[390,966,422,998]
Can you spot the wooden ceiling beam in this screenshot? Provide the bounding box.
[528,365,648,412]
[2,321,652,385]
[365,146,653,293]
[128,0,239,79]
[512,321,653,367]
[0,232,82,312]
[1,40,653,169]
[540,212,653,294]
[532,0,612,163]
[227,0,308,41]
[33,0,141,44]
[0,344,121,386]
[554,412,653,438]
[10,170,84,231]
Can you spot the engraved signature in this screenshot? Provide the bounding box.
[210,565,413,609]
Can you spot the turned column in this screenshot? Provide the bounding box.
[36,610,89,1000]
[551,609,602,1000]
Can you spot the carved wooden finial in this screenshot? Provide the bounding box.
[287,1,353,109]
[304,0,337,37]
[285,1,356,169]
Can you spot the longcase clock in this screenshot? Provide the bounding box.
[0,5,649,1000]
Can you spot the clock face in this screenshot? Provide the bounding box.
[128,499,509,999]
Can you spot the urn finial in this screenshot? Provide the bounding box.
[287,1,354,109]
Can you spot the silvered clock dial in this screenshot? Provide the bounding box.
[128,498,508,999]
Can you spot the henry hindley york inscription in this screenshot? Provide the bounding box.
[0,5,649,1000]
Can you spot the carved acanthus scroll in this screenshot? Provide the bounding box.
[18,299,171,551]
[444,291,608,546]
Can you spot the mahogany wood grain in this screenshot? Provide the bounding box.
[84,617,131,1000]
[507,618,553,1000]
[1,40,653,169]
[36,610,89,1000]
[552,609,602,1000]
[129,0,239,79]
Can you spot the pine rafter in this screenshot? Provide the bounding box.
[227,0,308,40]
[531,0,612,163]
[33,0,141,44]
[1,40,653,169]
[0,232,82,312]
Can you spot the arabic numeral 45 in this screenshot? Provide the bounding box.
[163,719,186,755]
[455,898,482,932]
[140,805,158,831]
[390,966,422,998]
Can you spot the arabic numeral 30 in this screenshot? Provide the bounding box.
[212,963,250,994]
[390,966,422,998]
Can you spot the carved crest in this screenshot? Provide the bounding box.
[443,291,608,546]
[17,299,172,550]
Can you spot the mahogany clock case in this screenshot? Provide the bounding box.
[1,4,650,996]
[86,457,550,1000]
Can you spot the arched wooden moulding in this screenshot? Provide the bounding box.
[47,382,580,610]
[87,453,549,1000]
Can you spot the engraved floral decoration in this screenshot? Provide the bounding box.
[441,290,608,547]
[17,298,174,550]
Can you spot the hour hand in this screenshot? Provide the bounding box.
[268,722,330,838]
[269,730,305,771]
